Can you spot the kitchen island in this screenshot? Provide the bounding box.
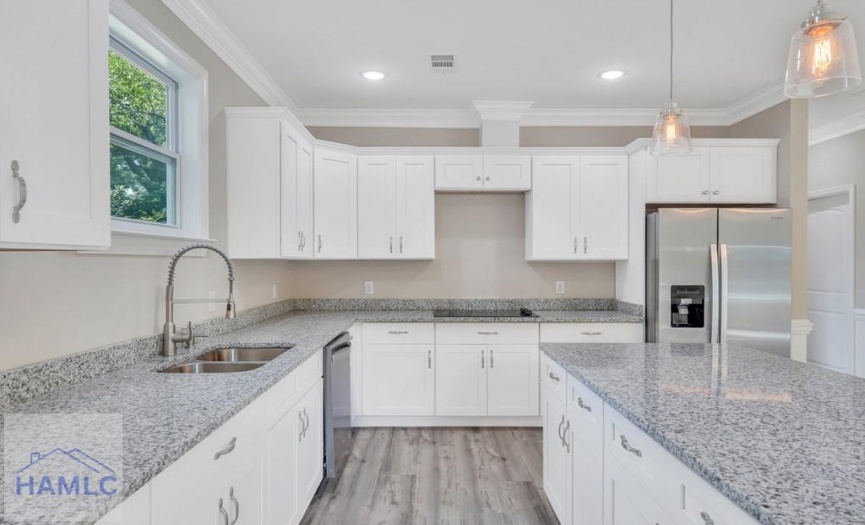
[541,342,865,525]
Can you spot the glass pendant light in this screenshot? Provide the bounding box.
[650,0,692,156]
[785,0,862,98]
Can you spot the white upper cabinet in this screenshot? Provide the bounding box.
[314,148,358,259]
[281,126,314,259]
[358,155,435,259]
[435,155,484,190]
[483,155,532,190]
[0,0,110,249]
[435,155,531,191]
[644,142,778,204]
[527,155,629,261]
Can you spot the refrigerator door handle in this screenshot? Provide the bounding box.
[710,244,720,343]
[719,243,730,344]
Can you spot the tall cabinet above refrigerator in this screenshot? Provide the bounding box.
[646,208,792,357]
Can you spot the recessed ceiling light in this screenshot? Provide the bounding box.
[361,70,387,81]
[599,69,626,80]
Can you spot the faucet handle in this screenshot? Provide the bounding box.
[185,321,195,349]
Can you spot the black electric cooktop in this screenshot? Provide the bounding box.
[432,308,538,318]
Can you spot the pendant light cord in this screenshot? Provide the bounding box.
[669,0,674,102]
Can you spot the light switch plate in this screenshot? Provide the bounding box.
[364,281,374,295]
[555,281,565,295]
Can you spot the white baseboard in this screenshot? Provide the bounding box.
[791,319,814,362]
[352,415,542,428]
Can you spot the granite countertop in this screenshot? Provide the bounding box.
[0,307,641,523]
[541,342,865,525]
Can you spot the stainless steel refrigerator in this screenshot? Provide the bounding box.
[646,208,792,357]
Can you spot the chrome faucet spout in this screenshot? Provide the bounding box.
[162,243,236,356]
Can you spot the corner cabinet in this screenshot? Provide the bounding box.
[526,155,628,261]
[357,155,435,259]
[0,0,110,249]
[640,141,779,204]
[314,148,358,259]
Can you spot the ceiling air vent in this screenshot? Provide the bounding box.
[430,54,456,73]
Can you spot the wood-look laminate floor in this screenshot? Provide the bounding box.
[300,428,558,525]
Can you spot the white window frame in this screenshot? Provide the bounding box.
[108,0,209,244]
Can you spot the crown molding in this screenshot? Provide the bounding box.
[472,100,534,121]
[809,110,865,145]
[723,80,787,125]
[160,0,296,110]
[296,108,481,128]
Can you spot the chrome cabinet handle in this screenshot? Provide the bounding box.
[229,487,239,525]
[583,236,587,255]
[548,371,560,382]
[481,350,485,369]
[388,330,409,335]
[300,231,305,250]
[303,408,310,436]
[11,160,26,224]
[620,435,642,457]
[477,331,498,335]
[490,349,494,368]
[563,420,571,453]
[557,415,565,445]
[573,237,578,254]
[218,498,229,525]
[298,411,305,441]
[485,176,491,181]
[213,437,237,460]
[428,349,432,369]
[475,175,481,181]
[298,231,302,252]
[712,190,720,195]
[399,236,403,254]
[702,190,709,195]
[581,331,603,336]
[318,234,322,252]
[577,397,592,412]
[389,236,393,254]
[700,511,715,525]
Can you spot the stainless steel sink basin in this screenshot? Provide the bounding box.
[195,346,291,363]
[160,362,264,374]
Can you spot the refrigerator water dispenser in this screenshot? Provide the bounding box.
[670,285,705,328]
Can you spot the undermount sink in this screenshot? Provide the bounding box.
[196,346,291,363]
[160,362,264,374]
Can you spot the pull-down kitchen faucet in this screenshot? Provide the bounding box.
[162,243,236,356]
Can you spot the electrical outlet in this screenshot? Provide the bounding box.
[272,284,278,299]
[555,281,565,295]
[364,281,374,295]
[208,291,216,312]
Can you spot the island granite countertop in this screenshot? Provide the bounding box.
[541,342,865,525]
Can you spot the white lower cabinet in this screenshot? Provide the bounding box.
[436,345,488,416]
[487,345,540,416]
[604,452,672,525]
[542,384,572,524]
[296,380,324,509]
[568,378,604,525]
[362,344,435,416]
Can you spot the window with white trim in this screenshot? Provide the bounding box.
[108,0,209,242]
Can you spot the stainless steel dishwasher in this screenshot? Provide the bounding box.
[323,332,352,479]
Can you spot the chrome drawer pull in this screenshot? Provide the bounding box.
[583,236,587,255]
[229,487,239,525]
[318,234,322,252]
[557,415,565,444]
[399,236,403,254]
[490,349,494,368]
[213,437,237,460]
[218,498,229,525]
[619,435,642,457]
[577,397,592,412]
[388,330,409,335]
[389,236,393,254]
[581,332,603,336]
[563,420,570,453]
[477,331,499,335]
[700,511,714,525]
[298,412,304,441]
[11,160,26,224]
[548,371,560,382]
[481,350,485,369]
[428,349,432,369]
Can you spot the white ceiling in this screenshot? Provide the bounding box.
[201,0,865,116]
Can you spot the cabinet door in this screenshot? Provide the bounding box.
[0,0,109,248]
[483,155,532,190]
[263,405,300,525]
[396,156,435,259]
[280,123,302,258]
[578,156,629,260]
[434,155,483,190]
[358,156,397,259]
[646,148,711,203]
[604,453,671,525]
[151,454,225,525]
[543,386,572,525]
[297,379,324,511]
[709,147,776,204]
[526,156,579,260]
[227,115,282,258]
[362,344,435,416]
[314,148,358,258]
[487,345,539,416]
[296,139,315,258]
[569,385,604,525]
[435,345,487,416]
[223,456,262,525]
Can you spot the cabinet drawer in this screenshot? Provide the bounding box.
[604,404,674,505]
[435,323,538,345]
[567,376,603,446]
[364,323,434,344]
[541,353,567,404]
[294,349,323,394]
[671,459,759,525]
[263,372,297,428]
[541,322,643,343]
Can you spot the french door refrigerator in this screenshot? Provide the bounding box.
[646,208,792,357]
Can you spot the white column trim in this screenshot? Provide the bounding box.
[790,319,814,363]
